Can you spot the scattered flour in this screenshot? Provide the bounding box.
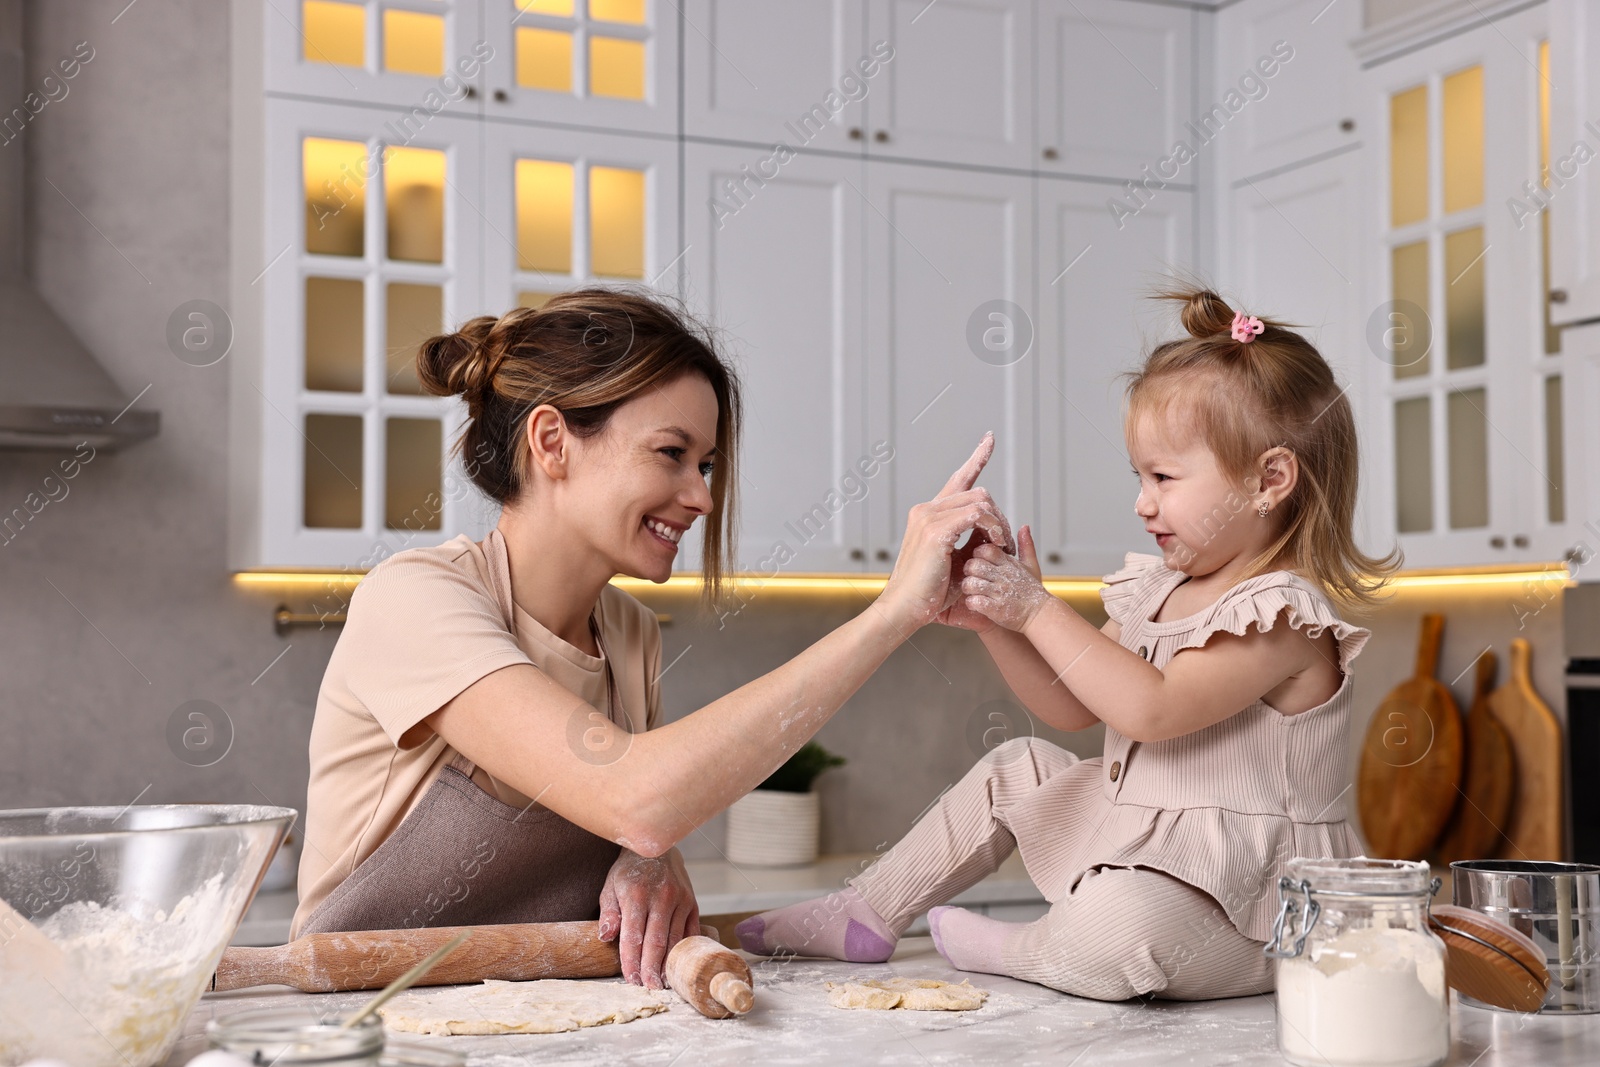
[0,873,233,1067]
[1275,926,1449,1067]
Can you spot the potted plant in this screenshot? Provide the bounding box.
[725,742,846,867]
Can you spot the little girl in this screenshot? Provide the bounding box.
[735,287,1401,1001]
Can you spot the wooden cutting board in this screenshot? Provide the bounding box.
[1433,649,1515,866]
[1358,613,1464,859]
[1492,637,1564,860]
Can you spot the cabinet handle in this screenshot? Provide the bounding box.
[1042,147,1059,160]
[1566,544,1591,565]
[1046,552,1062,565]
[1514,534,1530,549]
[1339,118,1355,133]
[875,548,892,562]
[848,127,863,140]
[493,88,509,103]
[1490,535,1507,549]
[874,129,890,143]
[463,85,477,99]
[1551,288,1569,304]
[850,548,865,561]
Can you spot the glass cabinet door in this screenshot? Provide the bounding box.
[476,0,679,135]
[1368,6,1563,566]
[266,0,487,114]
[481,123,679,314]
[261,98,491,566]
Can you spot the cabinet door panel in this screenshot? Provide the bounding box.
[1549,0,1600,324]
[1228,154,1381,559]
[258,99,487,567]
[1214,0,1361,182]
[683,0,868,154]
[682,147,869,573]
[864,164,1034,561]
[477,0,679,135]
[265,0,486,115]
[865,0,1033,169]
[1038,0,1191,180]
[1037,181,1193,576]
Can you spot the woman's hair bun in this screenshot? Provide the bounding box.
[417,314,500,400]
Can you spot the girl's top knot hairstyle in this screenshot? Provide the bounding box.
[1124,285,1400,607]
[417,287,743,603]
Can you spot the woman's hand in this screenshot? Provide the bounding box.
[879,434,1014,632]
[960,525,1054,633]
[597,847,700,988]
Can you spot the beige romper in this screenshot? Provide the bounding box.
[850,551,1372,1001]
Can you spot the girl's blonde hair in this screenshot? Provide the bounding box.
[418,287,742,605]
[1122,286,1401,607]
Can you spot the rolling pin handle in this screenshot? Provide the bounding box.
[710,971,754,1015]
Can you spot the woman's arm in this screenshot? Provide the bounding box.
[426,440,1013,858]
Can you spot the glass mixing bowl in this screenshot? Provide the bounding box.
[0,803,295,1067]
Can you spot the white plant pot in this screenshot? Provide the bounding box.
[726,788,820,867]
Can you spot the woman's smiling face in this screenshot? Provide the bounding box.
[1128,411,1259,576]
[562,372,720,583]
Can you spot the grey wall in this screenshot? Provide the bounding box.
[1,1,1571,870]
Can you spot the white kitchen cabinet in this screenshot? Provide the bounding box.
[1548,0,1600,326]
[680,145,871,574]
[479,122,680,310]
[863,162,1035,560]
[1036,0,1193,181]
[1211,0,1361,184]
[247,98,491,568]
[1355,6,1567,569]
[1222,148,1383,558]
[682,0,870,155]
[1035,178,1195,577]
[477,0,679,136]
[863,0,1034,170]
[264,0,485,116]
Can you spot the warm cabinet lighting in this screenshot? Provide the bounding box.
[516,158,575,272]
[304,137,367,257]
[303,0,364,68]
[383,9,445,77]
[235,566,1575,596]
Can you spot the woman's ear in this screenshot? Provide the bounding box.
[525,404,570,481]
[1258,446,1298,507]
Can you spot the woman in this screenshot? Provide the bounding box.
[292,288,1009,991]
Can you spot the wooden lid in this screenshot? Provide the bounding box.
[1430,904,1549,1012]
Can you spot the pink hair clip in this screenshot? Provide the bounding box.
[1231,313,1264,343]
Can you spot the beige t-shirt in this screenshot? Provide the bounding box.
[292,528,662,937]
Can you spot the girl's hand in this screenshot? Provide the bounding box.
[597,847,701,989]
[880,434,1014,632]
[960,525,1053,633]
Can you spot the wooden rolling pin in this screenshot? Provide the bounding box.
[664,934,754,1018]
[212,920,619,992]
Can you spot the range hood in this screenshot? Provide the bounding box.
[0,16,157,451]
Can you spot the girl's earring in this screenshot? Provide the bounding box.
[1256,501,1271,518]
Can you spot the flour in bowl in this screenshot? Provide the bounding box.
[0,873,233,1067]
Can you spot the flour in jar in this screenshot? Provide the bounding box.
[0,873,233,1067]
[1276,926,1449,1067]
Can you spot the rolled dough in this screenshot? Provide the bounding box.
[825,977,989,1011]
[379,979,668,1035]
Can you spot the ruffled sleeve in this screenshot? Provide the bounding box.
[1171,574,1372,676]
[1099,551,1168,626]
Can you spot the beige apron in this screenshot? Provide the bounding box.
[298,621,627,934]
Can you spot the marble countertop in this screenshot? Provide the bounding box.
[175,937,1600,1067]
